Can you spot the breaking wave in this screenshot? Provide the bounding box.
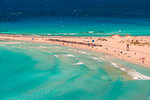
[73,62,84,65]
[64,54,75,57]
[111,62,150,80]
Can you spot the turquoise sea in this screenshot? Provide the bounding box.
[1,0,150,99]
[0,41,150,100]
[0,17,150,36]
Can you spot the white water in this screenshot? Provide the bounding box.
[54,55,58,57]
[111,62,150,80]
[74,62,84,65]
[64,54,75,57]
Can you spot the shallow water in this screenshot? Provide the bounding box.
[0,41,150,100]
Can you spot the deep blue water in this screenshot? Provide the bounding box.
[0,0,150,36]
[1,1,150,99]
[1,0,150,19]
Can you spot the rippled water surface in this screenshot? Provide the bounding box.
[0,41,150,100]
[0,17,150,36]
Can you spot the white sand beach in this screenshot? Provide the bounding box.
[0,34,150,68]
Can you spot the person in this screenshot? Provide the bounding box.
[142,57,145,64]
[126,43,129,51]
[105,47,108,51]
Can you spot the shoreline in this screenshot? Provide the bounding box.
[0,34,150,69]
[1,33,150,38]
[1,33,150,37]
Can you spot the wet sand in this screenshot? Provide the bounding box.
[0,34,150,68]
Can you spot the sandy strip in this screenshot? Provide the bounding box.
[0,34,150,68]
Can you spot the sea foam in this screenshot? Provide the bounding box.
[78,51,87,54]
[64,54,75,57]
[111,62,150,80]
[69,49,88,54]
[74,62,84,65]
[54,55,58,57]
[89,57,102,62]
